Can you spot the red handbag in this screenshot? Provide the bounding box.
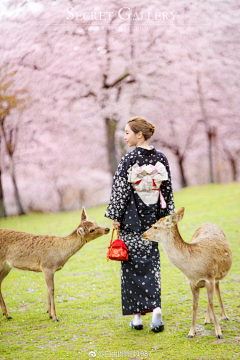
[107,229,129,262]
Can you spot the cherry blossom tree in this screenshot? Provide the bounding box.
[0,0,240,214]
[0,135,5,217]
[0,68,28,215]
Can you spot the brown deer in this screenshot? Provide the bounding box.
[0,207,110,322]
[142,207,233,339]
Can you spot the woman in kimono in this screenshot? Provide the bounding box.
[105,116,175,332]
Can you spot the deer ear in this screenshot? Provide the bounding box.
[78,227,84,236]
[165,217,172,227]
[166,213,179,227]
[165,213,178,227]
[81,206,88,222]
[176,207,185,222]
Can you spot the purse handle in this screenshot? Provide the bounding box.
[110,228,119,247]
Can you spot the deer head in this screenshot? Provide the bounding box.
[77,206,110,242]
[142,207,185,243]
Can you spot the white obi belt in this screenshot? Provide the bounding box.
[127,162,168,205]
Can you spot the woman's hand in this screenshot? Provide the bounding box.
[113,220,120,230]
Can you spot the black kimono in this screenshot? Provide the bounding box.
[105,146,175,316]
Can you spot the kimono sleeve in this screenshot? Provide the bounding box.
[104,156,132,222]
[160,154,175,216]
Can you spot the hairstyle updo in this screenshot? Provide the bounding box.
[127,116,155,141]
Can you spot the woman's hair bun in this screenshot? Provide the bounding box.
[149,123,155,135]
[127,116,155,140]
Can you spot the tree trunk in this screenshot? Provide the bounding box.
[197,74,214,184]
[208,129,214,183]
[0,133,6,217]
[178,156,187,188]
[9,157,25,215]
[212,126,220,183]
[105,118,118,177]
[118,137,127,159]
[56,187,64,212]
[230,157,237,181]
[0,169,6,217]
[223,146,238,182]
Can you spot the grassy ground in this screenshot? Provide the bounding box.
[0,182,239,360]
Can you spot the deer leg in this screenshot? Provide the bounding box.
[43,269,59,322]
[205,280,222,339]
[188,283,200,338]
[0,263,12,319]
[215,281,229,320]
[204,302,213,324]
[46,290,52,319]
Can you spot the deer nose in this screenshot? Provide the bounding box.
[105,228,110,233]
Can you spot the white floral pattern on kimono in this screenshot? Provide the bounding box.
[105,146,175,316]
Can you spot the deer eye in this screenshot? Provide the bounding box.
[154,226,158,229]
[90,229,95,233]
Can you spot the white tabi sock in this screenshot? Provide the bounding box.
[152,307,162,325]
[132,313,143,326]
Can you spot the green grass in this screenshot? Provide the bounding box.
[0,182,240,360]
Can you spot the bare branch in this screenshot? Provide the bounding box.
[103,72,130,89]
